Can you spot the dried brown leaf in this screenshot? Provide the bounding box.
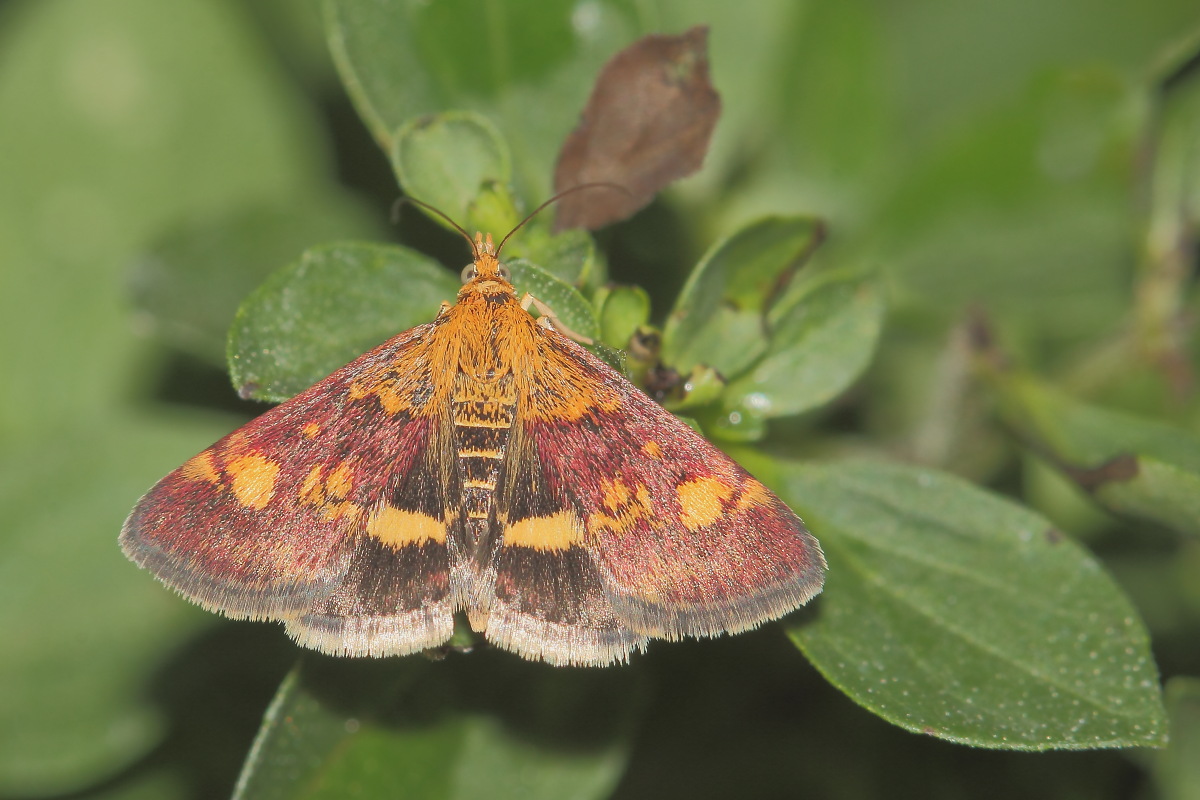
[553,26,721,232]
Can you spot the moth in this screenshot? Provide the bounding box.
[122,231,826,667]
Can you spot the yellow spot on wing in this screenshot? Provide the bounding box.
[226,453,280,510]
[223,432,250,454]
[302,422,321,438]
[642,440,663,459]
[181,452,220,484]
[504,511,584,551]
[735,478,773,511]
[299,465,324,504]
[298,467,362,521]
[591,479,653,533]
[326,461,354,499]
[374,383,406,414]
[366,506,446,547]
[337,503,364,522]
[677,476,735,532]
[601,478,632,513]
[350,378,407,415]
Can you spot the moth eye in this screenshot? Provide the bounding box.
[498,264,512,281]
[460,264,477,283]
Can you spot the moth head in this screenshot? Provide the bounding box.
[460,245,512,285]
[457,232,514,298]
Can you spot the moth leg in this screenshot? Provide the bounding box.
[520,293,594,345]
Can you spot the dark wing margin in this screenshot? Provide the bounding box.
[121,325,458,657]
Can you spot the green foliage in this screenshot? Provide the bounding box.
[722,268,884,424]
[662,216,826,378]
[983,366,1200,538]
[769,460,1163,750]
[4,0,1200,798]
[232,655,636,800]
[594,284,651,350]
[392,111,515,234]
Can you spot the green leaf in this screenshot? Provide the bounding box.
[466,180,523,243]
[391,111,514,232]
[323,0,645,195]
[664,366,727,412]
[766,458,1166,750]
[229,242,459,403]
[130,194,385,365]
[985,370,1200,537]
[505,258,600,343]
[233,655,635,800]
[700,403,767,443]
[594,284,650,349]
[509,226,598,286]
[661,216,824,378]
[723,270,884,421]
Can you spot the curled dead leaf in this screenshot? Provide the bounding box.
[553,25,721,232]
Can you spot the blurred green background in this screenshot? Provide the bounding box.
[3,0,1200,798]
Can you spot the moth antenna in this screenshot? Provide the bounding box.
[496,182,631,256]
[394,196,479,258]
